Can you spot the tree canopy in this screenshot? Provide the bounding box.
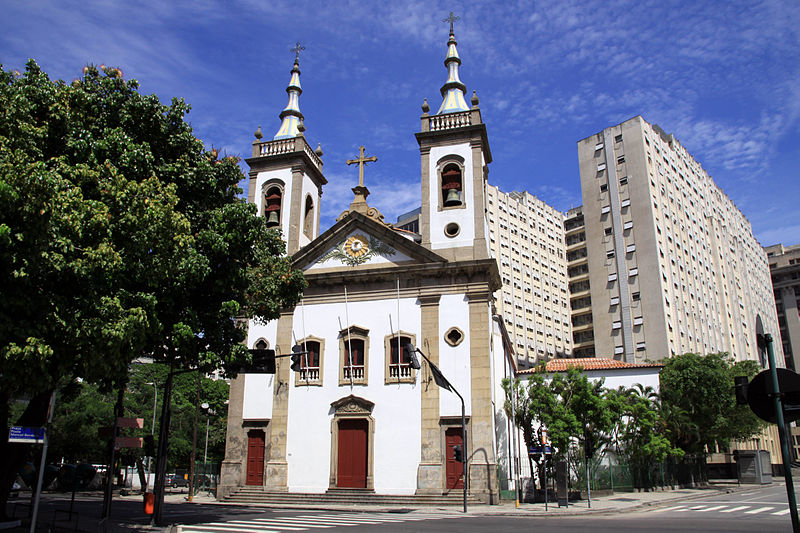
[0,60,306,513]
[0,59,305,394]
[659,352,764,455]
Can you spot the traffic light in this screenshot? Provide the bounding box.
[584,436,595,458]
[249,348,276,374]
[734,376,749,405]
[290,344,303,372]
[453,445,463,463]
[404,343,421,370]
[143,435,155,457]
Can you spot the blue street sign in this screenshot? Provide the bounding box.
[8,426,46,444]
[529,446,552,454]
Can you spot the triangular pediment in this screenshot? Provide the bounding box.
[330,394,374,415]
[293,212,446,272]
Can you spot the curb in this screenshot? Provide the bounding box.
[170,483,751,518]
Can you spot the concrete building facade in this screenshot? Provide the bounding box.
[577,116,781,364]
[565,206,595,358]
[486,186,572,367]
[765,243,800,371]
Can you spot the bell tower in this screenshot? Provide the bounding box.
[246,42,327,255]
[415,15,492,262]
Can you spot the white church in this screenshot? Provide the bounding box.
[219,25,519,504]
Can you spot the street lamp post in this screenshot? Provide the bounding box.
[200,403,216,494]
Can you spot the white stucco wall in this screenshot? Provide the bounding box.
[428,143,476,251]
[242,320,279,420]
[243,374,274,420]
[284,297,423,494]
[438,293,472,417]
[298,173,319,248]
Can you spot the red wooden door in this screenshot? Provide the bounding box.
[246,430,265,485]
[445,427,464,489]
[337,418,368,488]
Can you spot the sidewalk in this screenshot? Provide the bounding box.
[170,481,749,517]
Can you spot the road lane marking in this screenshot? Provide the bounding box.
[772,509,791,515]
[720,506,750,513]
[744,506,774,514]
[654,505,685,513]
[696,505,726,512]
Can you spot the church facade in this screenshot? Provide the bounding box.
[220,26,515,503]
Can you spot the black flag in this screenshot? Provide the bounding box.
[427,360,454,392]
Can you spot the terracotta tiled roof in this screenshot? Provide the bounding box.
[518,357,662,374]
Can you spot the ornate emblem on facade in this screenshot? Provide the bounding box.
[331,394,375,415]
[319,234,396,266]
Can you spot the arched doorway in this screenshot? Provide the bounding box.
[329,395,375,490]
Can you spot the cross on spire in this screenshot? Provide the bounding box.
[442,11,460,34]
[346,146,378,187]
[290,41,305,62]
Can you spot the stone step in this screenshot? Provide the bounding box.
[224,488,482,506]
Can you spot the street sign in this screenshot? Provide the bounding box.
[8,426,45,444]
[114,437,143,449]
[117,417,144,429]
[529,446,552,454]
[747,368,800,423]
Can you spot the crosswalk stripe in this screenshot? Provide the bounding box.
[772,509,791,516]
[720,506,749,513]
[697,505,726,512]
[251,519,332,528]
[653,505,685,513]
[259,518,382,525]
[676,505,706,512]
[744,506,774,514]
[178,512,451,533]
[180,526,281,533]
[228,521,308,530]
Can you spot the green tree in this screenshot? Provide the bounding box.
[606,384,682,488]
[0,60,305,513]
[659,353,764,458]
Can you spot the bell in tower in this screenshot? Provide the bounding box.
[442,165,463,207]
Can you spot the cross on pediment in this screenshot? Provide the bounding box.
[443,11,460,34]
[290,41,305,61]
[346,146,378,187]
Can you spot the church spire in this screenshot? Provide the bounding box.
[273,42,306,140]
[436,12,469,115]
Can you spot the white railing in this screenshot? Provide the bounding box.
[258,138,295,157]
[429,111,472,131]
[300,367,320,382]
[343,366,365,380]
[302,141,323,169]
[388,365,412,379]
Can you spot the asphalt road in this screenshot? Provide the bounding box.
[6,482,797,532]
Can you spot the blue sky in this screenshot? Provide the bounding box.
[3,0,799,246]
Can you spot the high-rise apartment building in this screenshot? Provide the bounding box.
[486,185,572,367]
[565,206,595,358]
[577,116,781,364]
[765,243,800,371]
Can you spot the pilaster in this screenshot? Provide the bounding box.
[416,295,443,493]
[218,375,245,499]
[467,290,498,503]
[287,165,305,255]
[264,309,295,490]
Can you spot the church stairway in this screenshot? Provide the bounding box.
[222,487,484,507]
